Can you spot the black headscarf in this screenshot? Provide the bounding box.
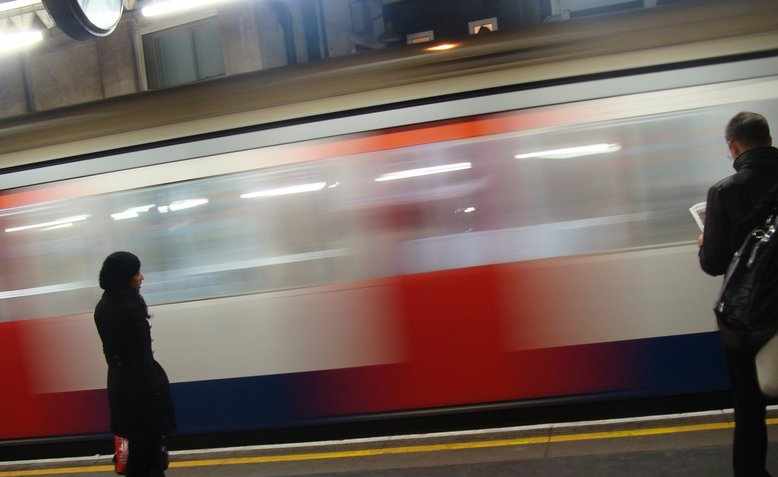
[99,251,141,293]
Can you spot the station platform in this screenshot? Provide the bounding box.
[3,409,778,477]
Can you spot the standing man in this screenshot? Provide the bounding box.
[699,112,778,477]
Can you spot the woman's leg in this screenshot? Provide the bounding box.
[147,433,166,477]
[125,433,151,477]
[127,432,167,477]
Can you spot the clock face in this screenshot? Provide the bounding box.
[43,0,124,39]
[76,0,123,31]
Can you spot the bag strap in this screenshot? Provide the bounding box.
[738,181,778,232]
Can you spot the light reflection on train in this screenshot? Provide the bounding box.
[4,71,778,441]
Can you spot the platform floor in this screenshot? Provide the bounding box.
[4,410,778,477]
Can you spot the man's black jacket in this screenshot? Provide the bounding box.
[699,147,778,276]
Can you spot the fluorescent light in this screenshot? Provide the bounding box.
[0,0,40,13]
[142,0,235,17]
[111,205,156,221]
[327,182,341,189]
[41,223,74,231]
[5,215,90,233]
[0,30,43,55]
[514,144,621,160]
[168,199,209,211]
[426,43,460,52]
[464,207,476,213]
[111,212,140,221]
[375,162,472,182]
[153,200,206,214]
[241,182,327,199]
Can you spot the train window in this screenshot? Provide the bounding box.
[336,151,480,277]
[142,16,226,90]
[0,160,349,321]
[0,78,758,322]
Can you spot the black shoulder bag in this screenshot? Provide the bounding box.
[715,184,778,349]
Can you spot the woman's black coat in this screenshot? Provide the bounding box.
[94,290,175,436]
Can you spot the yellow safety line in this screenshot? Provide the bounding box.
[3,418,776,476]
[0,467,115,477]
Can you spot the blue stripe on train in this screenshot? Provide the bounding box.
[632,331,729,395]
[170,332,730,435]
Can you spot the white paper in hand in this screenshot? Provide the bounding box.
[690,202,706,231]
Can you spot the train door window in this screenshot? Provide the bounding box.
[143,17,225,90]
[0,196,105,322]
[227,164,334,293]
[345,144,483,277]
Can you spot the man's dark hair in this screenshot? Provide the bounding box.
[725,112,772,148]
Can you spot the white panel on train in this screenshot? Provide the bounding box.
[504,245,720,351]
[25,285,403,393]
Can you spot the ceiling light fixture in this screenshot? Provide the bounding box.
[5,214,89,233]
[111,205,156,221]
[168,198,209,211]
[375,162,472,182]
[0,0,40,13]
[142,0,235,17]
[514,143,622,160]
[426,43,459,52]
[240,182,327,199]
[0,30,43,55]
[41,223,74,231]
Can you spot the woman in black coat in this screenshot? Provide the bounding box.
[94,252,175,477]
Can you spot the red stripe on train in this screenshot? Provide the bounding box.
[0,320,108,440]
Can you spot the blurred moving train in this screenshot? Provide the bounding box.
[2,1,778,444]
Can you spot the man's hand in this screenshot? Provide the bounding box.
[697,233,704,247]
